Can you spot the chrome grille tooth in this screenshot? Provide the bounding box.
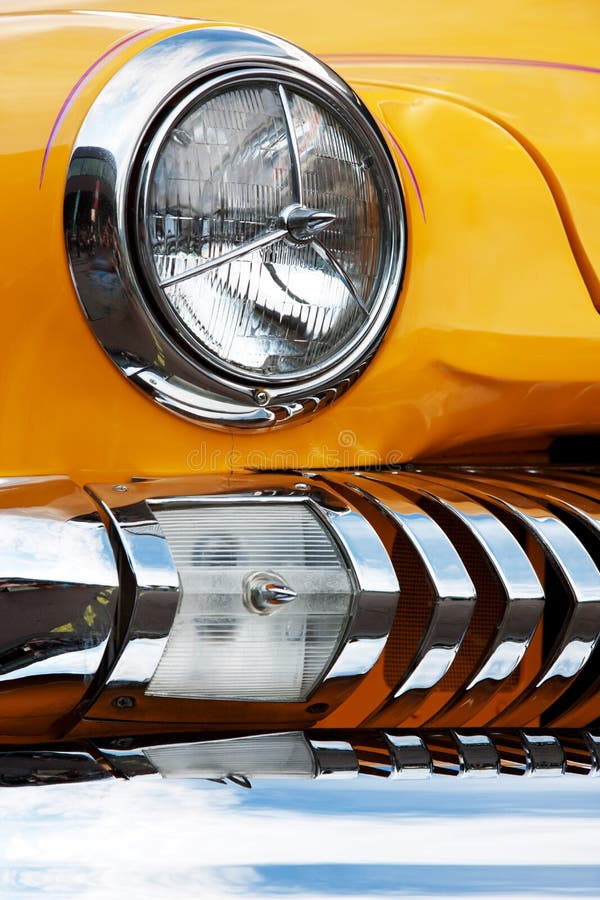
[383,732,432,779]
[385,730,591,779]
[555,729,599,775]
[357,471,544,727]
[471,470,600,727]
[323,473,476,724]
[521,731,566,776]
[451,731,500,777]
[431,471,600,726]
[585,732,600,775]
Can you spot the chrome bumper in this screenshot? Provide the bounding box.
[1,728,598,786]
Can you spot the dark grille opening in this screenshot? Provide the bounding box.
[383,528,436,689]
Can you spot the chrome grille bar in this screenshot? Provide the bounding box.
[323,473,476,721]
[429,472,600,726]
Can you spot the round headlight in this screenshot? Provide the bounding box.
[65,28,406,427]
[137,74,399,383]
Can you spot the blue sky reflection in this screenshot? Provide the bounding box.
[0,774,598,899]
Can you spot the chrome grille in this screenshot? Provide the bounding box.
[322,467,600,728]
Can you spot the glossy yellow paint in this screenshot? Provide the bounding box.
[1,5,600,485]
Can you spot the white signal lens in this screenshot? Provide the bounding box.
[146,503,354,701]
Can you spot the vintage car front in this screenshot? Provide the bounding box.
[0,0,599,786]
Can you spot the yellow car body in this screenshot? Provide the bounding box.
[0,1,599,783]
[2,0,600,482]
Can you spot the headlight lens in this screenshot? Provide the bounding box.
[138,75,398,382]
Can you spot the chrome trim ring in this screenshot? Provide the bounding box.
[64,26,405,429]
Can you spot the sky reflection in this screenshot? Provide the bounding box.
[0,774,598,899]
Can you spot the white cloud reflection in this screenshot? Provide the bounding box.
[0,774,598,898]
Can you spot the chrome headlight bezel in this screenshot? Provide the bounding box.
[64,26,406,428]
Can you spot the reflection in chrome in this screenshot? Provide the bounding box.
[587,733,600,775]
[384,733,432,779]
[472,471,600,728]
[438,473,600,725]
[281,205,337,244]
[307,738,359,779]
[85,490,180,693]
[0,477,118,719]
[337,475,476,700]
[521,732,566,777]
[0,749,109,787]
[305,490,399,685]
[452,732,499,778]
[243,571,298,615]
[8,729,597,787]
[64,27,405,428]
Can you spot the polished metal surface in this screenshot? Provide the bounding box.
[0,729,596,786]
[86,486,181,693]
[0,477,118,721]
[280,204,337,243]
[85,475,399,719]
[384,733,432,779]
[474,471,600,727]
[344,471,543,726]
[330,474,476,706]
[434,472,600,725]
[0,748,110,787]
[587,732,600,775]
[64,26,405,429]
[307,738,359,779]
[5,466,600,732]
[451,732,499,778]
[406,475,544,673]
[521,732,566,777]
